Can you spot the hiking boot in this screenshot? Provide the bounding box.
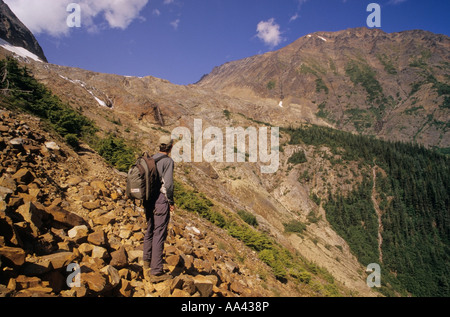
[143,261,151,280]
[150,272,172,283]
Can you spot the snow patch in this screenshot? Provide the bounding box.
[94,96,107,107]
[279,101,283,108]
[0,38,42,62]
[305,34,327,42]
[58,75,111,108]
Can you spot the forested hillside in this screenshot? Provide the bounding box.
[287,125,450,296]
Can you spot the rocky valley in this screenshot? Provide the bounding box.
[0,0,449,299]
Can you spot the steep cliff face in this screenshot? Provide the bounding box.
[197,28,450,149]
[0,0,47,62]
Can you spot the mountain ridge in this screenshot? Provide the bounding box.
[0,8,449,297]
[0,0,47,62]
[196,27,450,149]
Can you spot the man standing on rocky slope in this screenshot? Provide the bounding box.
[143,135,175,283]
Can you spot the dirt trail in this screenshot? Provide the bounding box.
[372,165,383,264]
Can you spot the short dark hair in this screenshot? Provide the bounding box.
[160,144,173,153]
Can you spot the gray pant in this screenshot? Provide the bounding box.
[143,192,170,275]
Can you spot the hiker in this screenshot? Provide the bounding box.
[143,135,175,282]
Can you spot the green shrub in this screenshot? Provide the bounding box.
[95,134,136,172]
[65,134,80,150]
[237,210,258,227]
[174,181,226,228]
[283,220,306,235]
[288,150,307,165]
[223,109,231,120]
[290,269,312,284]
[377,54,397,75]
[345,60,384,103]
[315,78,329,94]
[227,223,272,252]
[259,249,287,281]
[267,80,276,90]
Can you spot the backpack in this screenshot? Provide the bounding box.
[126,153,166,201]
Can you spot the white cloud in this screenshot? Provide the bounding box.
[296,0,309,8]
[388,0,407,4]
[4,0,149,37]
[170,18,180,30]
[256,18,283,47]
[289,13,299,23]
[289,0,309,23]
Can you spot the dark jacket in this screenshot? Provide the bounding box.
[153,153,174,205]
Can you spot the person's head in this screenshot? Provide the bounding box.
[159,135,173,154]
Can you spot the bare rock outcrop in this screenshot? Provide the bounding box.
[0,108,283,297]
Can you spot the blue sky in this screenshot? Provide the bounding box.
[4,0,450,85]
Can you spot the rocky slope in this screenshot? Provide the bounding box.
[4,19,447,297]
[0,46,380,296]
[197,28,450,149]
[0,107,348,297]
[0,0,47,62]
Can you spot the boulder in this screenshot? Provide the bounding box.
[45,205,86,228]
[92,211,115,226]
[77,243,94,256]
[44,142,60,151]
[87,229,107,247]
[230,280,247,295]
[0,175,16,192]
[68,225,89,244]
[12,168,34,185]
[39,252,77,270]
[82,271,108,294]
[82,200,101,211]
[0,211,22,246]
[193,275,214,297]
[92,246,109,260]
[66,176,83,186]
[110,246,128,269]
[119,279,133,297]
[171,289,191,297]
[90,181,108,196]
[126,249,142,263]
[9,275,41,291]
[100,265,121,288]
[16,202,45,236]
[0,186,13,201]
[0,246,26,266]
[0,284,12,297]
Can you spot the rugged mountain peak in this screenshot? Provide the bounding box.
[0,0,47,62]
[196,27,450,149]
